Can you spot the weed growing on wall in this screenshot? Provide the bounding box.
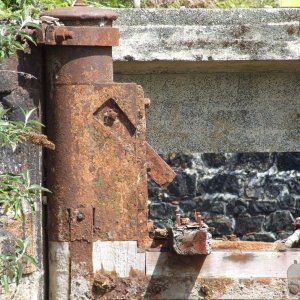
[0,107,51,292]
[0,237,36,292]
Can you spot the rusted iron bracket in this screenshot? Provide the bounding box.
[37,25,119,46]
[146,143,176,188]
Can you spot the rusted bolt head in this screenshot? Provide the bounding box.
[77,212,85,222]
[55,27,73,43]
[104,108,118,120]
[146,161,152,171]
[144,98,151,108]
[200,284,210,296]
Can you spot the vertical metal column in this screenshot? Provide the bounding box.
[39,3,175,298]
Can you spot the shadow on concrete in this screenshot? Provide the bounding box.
[144,240,208,299]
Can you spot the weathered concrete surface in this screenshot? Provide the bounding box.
[115,72,300,153]
[114,8,300,153]
[93,248,299,299]
[114,8,300,63]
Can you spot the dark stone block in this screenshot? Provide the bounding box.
[265,210,294,232]
[278,194,296,213]
[263,176,285,199]
[179,199,199,216]
[206,215,234,237]
[202,198,226,214]
[288,177,300,194]
[295,198,300,214]
[248,200,277,215]
[0,229,16,254]
[277,231,294,240]
[148,202,178,220]
[0,57,19,93]
[242,234,255,241]
[201,153,226,168]
[148,178,162,199]
[235,214,265,236]
[234,153,274,172]
[167,171,196,197]
[277,153,300,171]
[226,199,248,216]
[197,173,240,195]
[253,232,276,242]
[242,232,276,242]
[166,152,193,169]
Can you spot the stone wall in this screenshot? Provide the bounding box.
[148,152,300,241]
[0,48,44,299]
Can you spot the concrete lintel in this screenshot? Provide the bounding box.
[113,8,300,64]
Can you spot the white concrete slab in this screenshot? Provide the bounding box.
[93,241,145,277]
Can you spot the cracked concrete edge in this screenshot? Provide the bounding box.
[113,8,300,63]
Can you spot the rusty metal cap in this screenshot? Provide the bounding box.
[41,6,118,22]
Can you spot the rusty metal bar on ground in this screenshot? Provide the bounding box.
[39,2,175,298]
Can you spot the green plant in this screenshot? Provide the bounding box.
[0,106,51,292]
[0,106,42,151]
[86,0,132,7]
[0,0,41,61]
[142,0,279,7]
[216,0,278,8]
[0,237,36,292]
[0,171,50,220]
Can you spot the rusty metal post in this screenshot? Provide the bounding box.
[39,3,175,298]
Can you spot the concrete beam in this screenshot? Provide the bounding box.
[146,250,300,278]
[114,8,300,64]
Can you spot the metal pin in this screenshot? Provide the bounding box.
[193,209,197,221]
[197,212,202,226]
[176,213,181,226]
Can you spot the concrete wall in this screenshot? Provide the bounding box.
[115,71,300,153]
[114,8,300,153]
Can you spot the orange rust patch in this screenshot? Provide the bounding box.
[129,267,145,278]
[213,240,274,251]
[240,278,254,287]
[256,278,272,285]
[223,253,254,263]
[93,272,148,299]
[197,277,235,299]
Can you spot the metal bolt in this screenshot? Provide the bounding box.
[197,212,202,226]
[200,284,210,296]
[77,212,85,222]
[144,98,151,108]
[104,108,118,125]
[146,161,152,171]
[289,283,300,295]
[176,213,181,226]
[55,27,73,43]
